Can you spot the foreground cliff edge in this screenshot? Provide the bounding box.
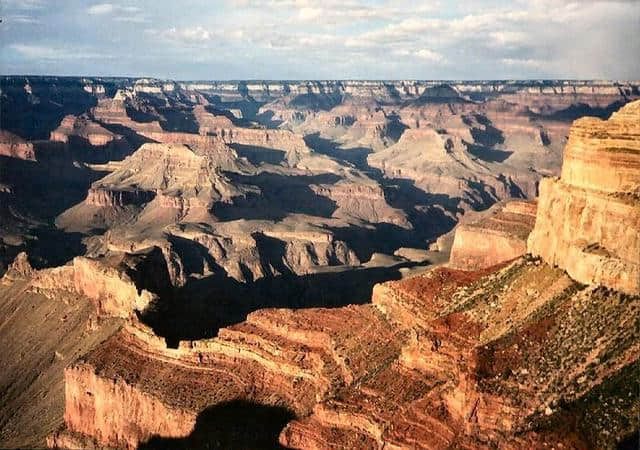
[1,101,638,448]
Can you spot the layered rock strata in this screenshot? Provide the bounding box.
[0,130,35,160]
[45,100,640,450]
[449,200,537,270]
[49,306,402,449]
[3,252,157,319]
[50,115,118,146]
[528,100,640,295]
[283,259,639,448]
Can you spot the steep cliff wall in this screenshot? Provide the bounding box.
[51,306,402,448]
[528,100,640,295]
[449,200,537,270]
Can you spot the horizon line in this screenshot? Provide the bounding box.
[2,75,640,83]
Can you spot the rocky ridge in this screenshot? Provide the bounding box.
[449,200,537,270]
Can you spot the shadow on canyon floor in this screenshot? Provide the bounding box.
[303,133,373,169]
[527,100,627,123]
[140,260,426,345]
[138,400,295,450]
[213,172,341,221]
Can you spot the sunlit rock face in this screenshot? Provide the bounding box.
[0,131,35,160]
[449,200,537,270]
[528,100,640,295]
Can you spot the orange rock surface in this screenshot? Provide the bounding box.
[449,200,537,270]
[0,130,35,160]
[528,100,640,295]
[51,306,402,448]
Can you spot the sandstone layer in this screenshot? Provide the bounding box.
[449,200,537,270]
[528,100,640,295]
[50,305,402,449]
[0,130,35,160]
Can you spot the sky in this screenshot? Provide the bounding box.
[1,0,639,80]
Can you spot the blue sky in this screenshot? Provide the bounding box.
[1,0,639,80]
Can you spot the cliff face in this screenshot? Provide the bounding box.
[528,100,640,295]
[50,115,117,146]
[284,260,639,449]
[0,130,35,160]
[50,305,403,449]
[0,256,123,448]
[2,77,639,448]
[449,200,537,270]
[5,252,158,320]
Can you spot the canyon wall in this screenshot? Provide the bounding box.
[0,130,35,160]
[50,305,403,448]
[528,100,640,295]
[449,200,537,270]
[13,252,157,319]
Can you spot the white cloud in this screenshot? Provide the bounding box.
[415,49,444,62]
[298,7,323,21]
[87,3,143,19]
[87,3,114,15]
[6,0,636,79]
[2,0,44,10]
[5,14,42,25]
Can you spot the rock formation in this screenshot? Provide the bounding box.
[449,200,537,270]
[528,100,640,295]
[90,96,163,133]
[0,130,35,160]
[49,304,402,449]
[50,115,119,146]
[38,101,640,449]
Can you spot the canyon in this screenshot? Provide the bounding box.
[0,77,639,448]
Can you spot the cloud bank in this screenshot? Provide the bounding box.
[1,0,638,79]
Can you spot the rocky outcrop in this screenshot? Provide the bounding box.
[449,200,537,270]
[51,305,402,448]
[192,105,235,135]
[85,188,155,208]
[57,143,255,233]
[310,181,410,228]
[140,127,312,166]
[282,259,640,449]
[0,265,122,448]
[71,257,156,318]
[50,115,118,146]
[367,126,540,213]
[0,131,35,160]
[50,254,639,449]
[528,100,640,295]
[1,251,34,280]
[7,252,158,319]
[90,97,163,133]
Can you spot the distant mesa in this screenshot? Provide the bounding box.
[0,130,35,160]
